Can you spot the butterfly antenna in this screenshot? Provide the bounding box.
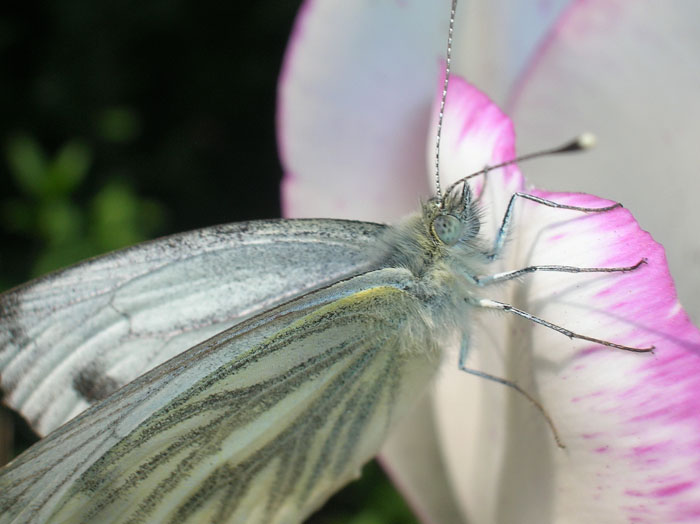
[444,133,597,197]
[434,0,459,202]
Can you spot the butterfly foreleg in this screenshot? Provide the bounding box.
[485,192,622,260]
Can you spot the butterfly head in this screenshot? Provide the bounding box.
[428,180,481,247]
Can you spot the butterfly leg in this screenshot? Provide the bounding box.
[486,193,621,260]
[470,259,646,287]
[458,334,565,448]
[474,298,654,353]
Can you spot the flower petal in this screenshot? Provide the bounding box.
[455,0,573,104]
[380,395,466,524]
[425,71,522,192]
[520,191,700,523]
[506,0,700,322]
[434,180,700,522]
[278,0,454,221]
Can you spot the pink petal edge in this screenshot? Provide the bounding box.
[429,71,522,193]
[525,189,700,522]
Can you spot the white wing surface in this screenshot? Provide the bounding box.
[0,268,441,524]
[0,219,385,436]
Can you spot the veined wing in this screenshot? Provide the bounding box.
[0,267,441,524]
[0,219,385,437]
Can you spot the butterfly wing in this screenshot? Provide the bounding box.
[0,219,385,436]
[0,267,440,524]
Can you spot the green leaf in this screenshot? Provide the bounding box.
[47,140,92,196]
[36,199,83,244]
[5,135,48,197]
[346,511,384,524]
[96,107,141,144]
[90,181,164,251]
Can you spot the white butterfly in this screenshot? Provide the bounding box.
[0,155,652,523]
[0,2,653,522]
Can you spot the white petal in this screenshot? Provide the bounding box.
[380,395,466,524]
[278,0,454,222]
[507,0,700,323]
[454,0,573,104]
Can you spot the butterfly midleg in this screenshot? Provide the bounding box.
[486,192,622,260]
[473,298,654,353]
[468,259,646,287]
[457,334,564,448]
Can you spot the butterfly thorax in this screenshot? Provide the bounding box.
[376,186,488,339]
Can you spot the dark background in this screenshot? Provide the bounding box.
[0,1,293,284]
[0,1,419,522]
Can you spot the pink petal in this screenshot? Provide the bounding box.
[278,0,453,222]
[425,71,522,192]
[507,0,700,323]
[434,180,700,522]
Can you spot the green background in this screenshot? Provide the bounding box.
[0,2,420,523]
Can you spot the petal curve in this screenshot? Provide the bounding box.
[279,0,454,222]
[426,71,522,193]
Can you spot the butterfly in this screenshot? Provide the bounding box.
[0,140,652,523]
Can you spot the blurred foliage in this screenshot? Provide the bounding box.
[3,130,164,277]
[308,462,419,524]
[0,1,420,522]
[0,1,298,288]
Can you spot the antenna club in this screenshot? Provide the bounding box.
[577,132,597,150]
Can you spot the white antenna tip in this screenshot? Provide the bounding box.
[577,132,597,150]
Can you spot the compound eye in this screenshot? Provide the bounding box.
[431,214,463,246]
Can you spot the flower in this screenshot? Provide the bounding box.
[277,1,700,523]
[459,0,700,326]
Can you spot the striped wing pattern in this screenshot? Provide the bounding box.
[0,219,384,436]
[0,269,440,524]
